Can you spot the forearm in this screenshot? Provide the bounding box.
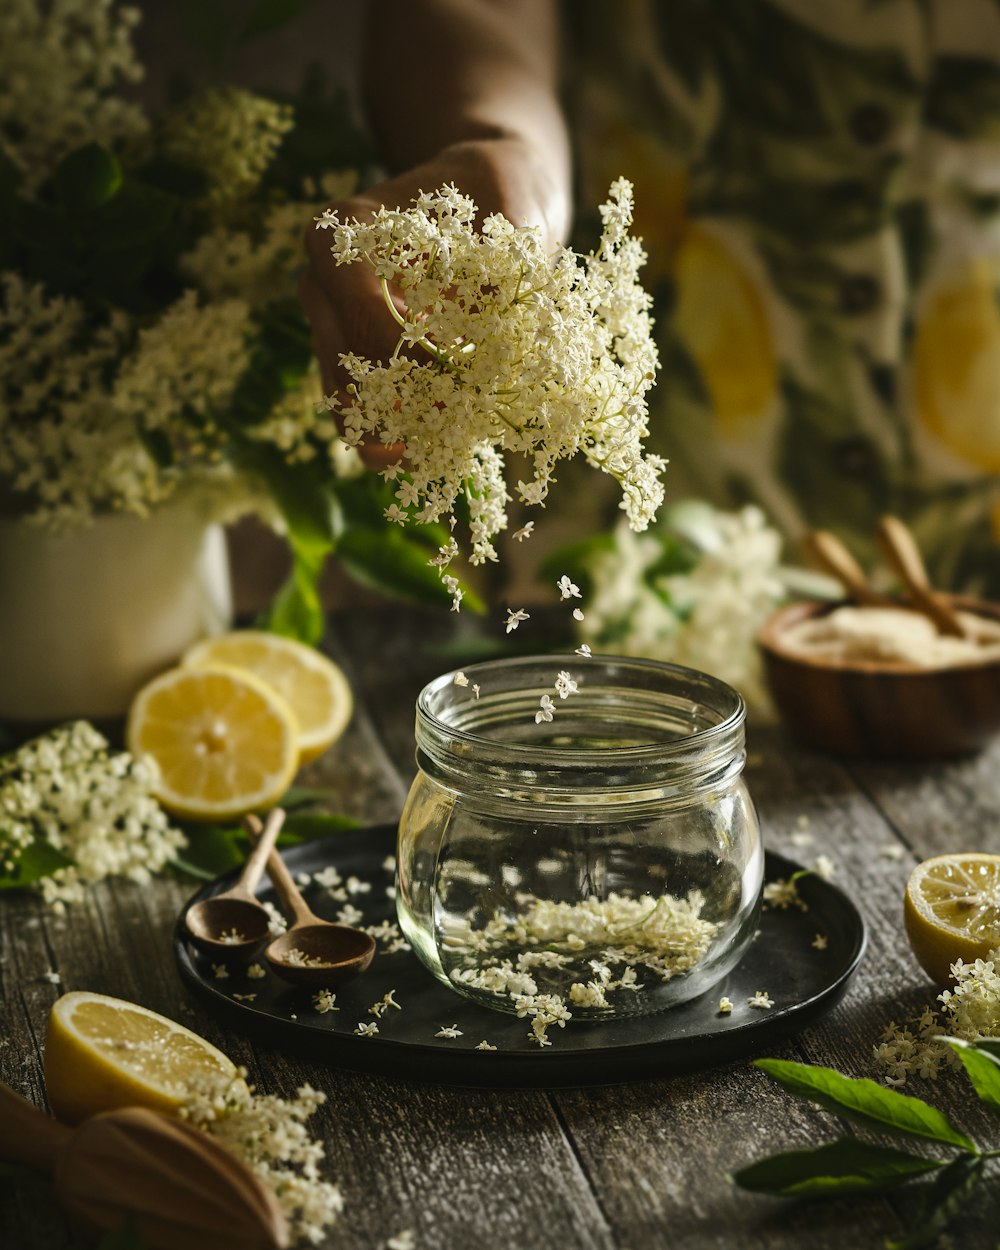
[361,0,570,238]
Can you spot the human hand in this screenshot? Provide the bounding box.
[298,136,567,470]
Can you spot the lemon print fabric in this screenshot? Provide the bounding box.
[564,0,1000,595]
[914,259,1000,473]
[672,225,777,433]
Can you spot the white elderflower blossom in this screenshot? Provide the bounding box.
[355,1021,379,1038]
[434,1025,463,1040]
[557,575,582,600]
[0,720,185,909]
[0,0,148,191]
[718,996,734,1014]
[0,276,252,527]
[475,1041,497,1051]
[312,989,338,1014]
[315,180,664,589]
[575,643,593,657]
[554,671,579,700]
[535,694,556,725]
[161,86,294,211]
[748,991,773,1010]
[580,503,786,714]
[512,523,534,542]
[505,608,530,634]
[180,1071,343,1245]
[813,855,836,881]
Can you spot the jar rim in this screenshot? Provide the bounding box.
[416,652,746,772]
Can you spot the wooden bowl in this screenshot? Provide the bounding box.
[757,597,1000,758]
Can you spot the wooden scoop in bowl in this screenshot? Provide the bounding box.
[876,514,969,639]
[0,1083,288,1249]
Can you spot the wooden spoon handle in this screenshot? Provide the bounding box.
[244,814,321,928]
[802,530,888,606]
[0,1082,71,1172]
[876,515,968,638]
[233,807,286,900]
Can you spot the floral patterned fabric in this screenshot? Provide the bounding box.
[568,0,1000,592]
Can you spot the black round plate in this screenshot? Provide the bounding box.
[174,825,866,1088]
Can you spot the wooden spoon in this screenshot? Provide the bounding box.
[184,808,286,958]
[0,1083,288,1250]
[802,529,892,607]
[245,814,376,988]
[876,515,969,638]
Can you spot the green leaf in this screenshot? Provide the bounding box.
[171,825,248,879]
[947,1040,1000,1114]
[730,1137,945,1197]
[239,0,318,42]
[259,568,322,645]
[279,811,362,844]
[754,1060,978,1152]
[338,527,485,612]
[961,1037,1000,1064]
[0,839,73,889]
[54,143,122,210]
[885,1155,984,1250]
[279,785,340,810]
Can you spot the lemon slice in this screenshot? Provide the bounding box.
[183,631,353,764]
[127,664,298,821]
[904,853,1000,985]
[45,991,240,1124]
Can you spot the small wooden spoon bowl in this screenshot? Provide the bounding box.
[265,924,376,988]
[185,897,272,957]
[758,596,1000,758]
[244,814,376,989]
[184,809,285,960]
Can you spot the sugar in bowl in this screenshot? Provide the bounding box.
[396,655,763,1023]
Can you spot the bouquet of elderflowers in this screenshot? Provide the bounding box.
[0,0,458,641]
[299,177,666,607]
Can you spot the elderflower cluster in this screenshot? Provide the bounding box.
[0,0,147,191]
[0,720,185,910]
[308,179,664,598]
[182,173,358,308]
[874,950,1000,1085]
[0,275,252,526]
[445,889,718,1045]
[581,504,786,712]
[161,86,294,211]
[180,1071,343,1246]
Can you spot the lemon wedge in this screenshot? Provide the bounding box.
[183,631,353,764]
[45,991,240,1124]
[127,664,298,821]
[904,853,1000,985]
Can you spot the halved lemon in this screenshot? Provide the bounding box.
[904,853,1000,985]
[127,664,298,821]
[45,991,240,1124]
[183,631,353,764]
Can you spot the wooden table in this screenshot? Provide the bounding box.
[4,607,1000,1250]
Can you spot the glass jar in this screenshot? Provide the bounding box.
[396,655,762,1022]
